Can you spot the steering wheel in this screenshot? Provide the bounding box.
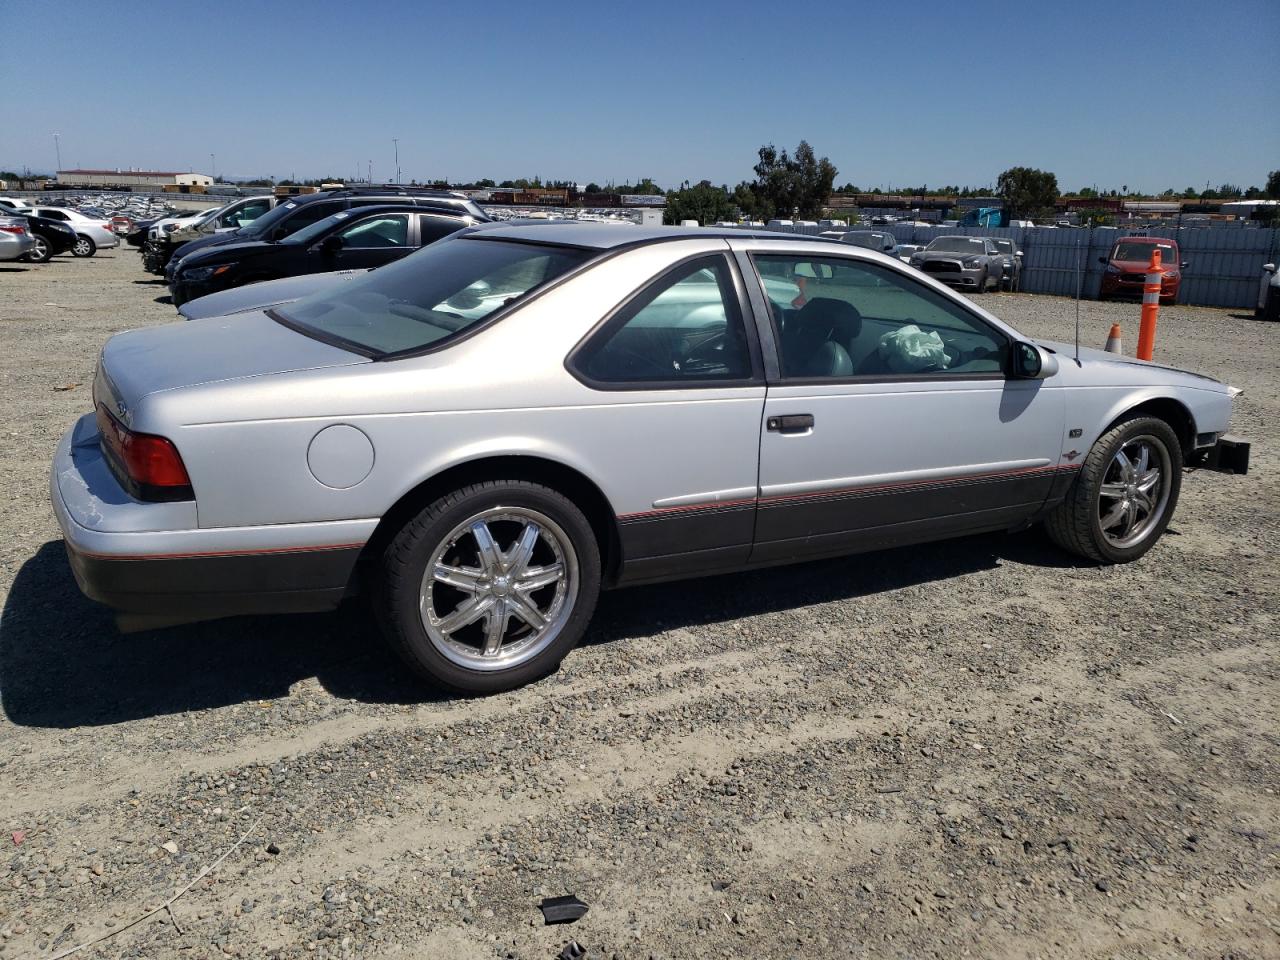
[681,329,729,372]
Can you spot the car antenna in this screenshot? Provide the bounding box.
[1073,225,1084,364]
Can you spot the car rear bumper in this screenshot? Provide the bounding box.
[50,414,373,628]
[0,234,35,260]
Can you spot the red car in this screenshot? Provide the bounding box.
[1099,236,1185,304]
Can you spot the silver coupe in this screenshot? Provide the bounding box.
[51,225,1247,692]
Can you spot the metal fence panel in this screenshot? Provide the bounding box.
[723,222,1277,309]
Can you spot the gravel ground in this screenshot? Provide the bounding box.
[1,251,1277,960]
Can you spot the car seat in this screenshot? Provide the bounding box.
[780,298,861,377]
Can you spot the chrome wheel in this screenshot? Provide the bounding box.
[419,506,578,672]
[30,237,49,261]
[72,236,93,256]
[1098,435,1171,549]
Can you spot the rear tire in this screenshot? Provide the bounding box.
[1045,416,1182,563]
[72,235,96,257]
[24,235,52,263]
[374,481,602,694]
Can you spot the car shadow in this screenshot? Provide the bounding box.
[0,266,30,273]
[132,279,166,286]
[583,529,1083,647]
[154,295,173,305]
[1,531,1086,729]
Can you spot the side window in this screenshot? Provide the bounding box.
[418,214,463,246]
[279,201,343,237]
[754,255,1009,379]
[574,256,752,385]
[337,214,409,248]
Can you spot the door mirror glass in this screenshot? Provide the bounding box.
[1012,342,1058,380]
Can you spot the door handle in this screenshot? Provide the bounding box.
[766,414,815,434]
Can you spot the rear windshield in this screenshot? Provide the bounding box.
[1112,241,1177,263]
[275,237,591,357]
[926,237,986,252]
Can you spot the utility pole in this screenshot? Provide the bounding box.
[368,160,373,184]
[393,138,400,185]
[210,153,216,182]
[53,133,61,172]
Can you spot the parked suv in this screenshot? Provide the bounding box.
[165,188,490,282]
[1098,237,1185,305]
[168,203,479,306]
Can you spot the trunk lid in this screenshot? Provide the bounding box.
[96,311,367,425]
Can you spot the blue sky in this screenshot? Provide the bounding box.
[2,0,1276,193]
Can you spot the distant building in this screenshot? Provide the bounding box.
[55,169,214,190]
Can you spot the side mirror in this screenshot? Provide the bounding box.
[319,234,345,254]
[1011,341,1059,380]
[1264,263,1277,273]
[1097,256,1108,265]
[1180,261,1189,269]
[1016,250,1024,258]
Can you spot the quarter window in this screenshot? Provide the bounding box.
[418,213,464,245]
[575,256,752,385]
[755,255,1009,378]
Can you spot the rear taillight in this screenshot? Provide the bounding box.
[0,225,27,235]
[96,403,193,501]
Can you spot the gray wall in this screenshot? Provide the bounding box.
[745,223,1279,309]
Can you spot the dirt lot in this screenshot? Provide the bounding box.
[1,250,1277,960]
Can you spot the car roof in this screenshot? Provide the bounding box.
[465,223,840,251]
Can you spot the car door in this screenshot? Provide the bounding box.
[565,250,766,583]
[734,241,1067,564]
[324,212,414,270]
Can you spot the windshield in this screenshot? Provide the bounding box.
[275,238,591,356]
[1112,241,1177,263]
[995,240,1013,253]
[926,237,986,253]
[237,199,299,237]
[281,210,353,245]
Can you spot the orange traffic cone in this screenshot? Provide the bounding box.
[1104,323,1123,355]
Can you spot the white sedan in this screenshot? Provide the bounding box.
[30,206,120,257]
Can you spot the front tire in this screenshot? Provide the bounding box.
[72,235,96,257]
[374,481,602,693]
[1045,416,1182,563]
